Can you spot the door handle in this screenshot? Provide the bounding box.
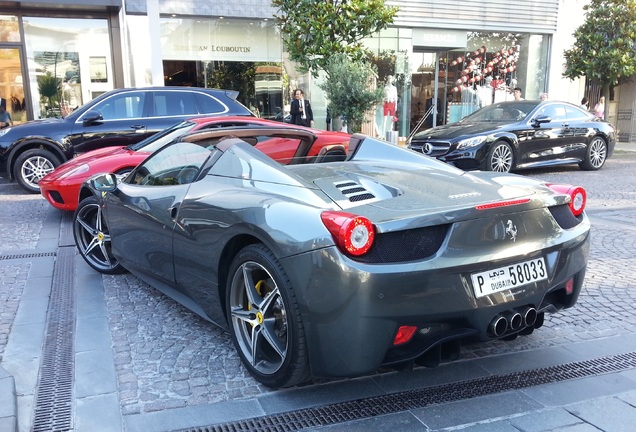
[130,124,146,132]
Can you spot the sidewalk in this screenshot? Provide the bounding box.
[3,235,636,432]
[2,153,636,431]
[615,141,636,152]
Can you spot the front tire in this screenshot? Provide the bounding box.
[485,141,514,172]
[579,136,607,170]
[73,196,125,274]
[14,149,61,193]
[226,244,310,388]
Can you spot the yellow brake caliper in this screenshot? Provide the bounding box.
[250,280,266,327]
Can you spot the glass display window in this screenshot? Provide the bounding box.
[23,17,112,119]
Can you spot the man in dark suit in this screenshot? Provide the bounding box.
[290,89,314,127]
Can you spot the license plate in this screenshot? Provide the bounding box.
[471,257,547,298]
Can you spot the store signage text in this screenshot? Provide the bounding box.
[173,45,251,53]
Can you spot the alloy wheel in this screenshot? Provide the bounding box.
[229,261,289,376]
[20,155,56,189]
[74,198,121,273]
[589,137,607,169]
[490,143,513,172]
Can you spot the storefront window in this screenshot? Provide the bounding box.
[0,15,20,42]
[157,17,283,119]
[22,17,112,118]
[363,28,412,138]
[0,47,26,125]
[405,32,550,136]
[444,32,549,122]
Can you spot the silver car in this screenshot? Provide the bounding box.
[73,127,590,388]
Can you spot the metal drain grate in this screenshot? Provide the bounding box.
[31,245,76,432]
[0,252,57,260]
[59,210,75,247]
[181,351,636,432]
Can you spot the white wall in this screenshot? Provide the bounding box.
[547,0,589,104]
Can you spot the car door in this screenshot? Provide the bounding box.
[70,90,154,153]
[517,103,578,166]
[105,141,214,284]
[564,105,592,158]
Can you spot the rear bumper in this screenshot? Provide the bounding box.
[281,221,590,378]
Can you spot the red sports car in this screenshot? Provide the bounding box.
[40,117,351,211]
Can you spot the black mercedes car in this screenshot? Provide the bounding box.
[0,87,253,193]
[408,100,616,173]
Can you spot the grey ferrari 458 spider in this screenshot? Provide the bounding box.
[73,126,590,388]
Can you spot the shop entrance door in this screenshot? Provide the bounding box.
[0,47,27,125]
[409,51,448,138]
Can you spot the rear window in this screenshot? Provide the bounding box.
[194,93,228,114]
[152,91,199,116]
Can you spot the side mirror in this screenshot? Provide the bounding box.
[82,110,103,124]
[89,173,117,192]
[532,115,552,126]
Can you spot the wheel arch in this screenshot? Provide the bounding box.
[77,184,97,205]
[8,139,68,181]
[490,132,519,151]
[217,234,263,323]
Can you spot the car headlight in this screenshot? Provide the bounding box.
[60,163,90,179]
[0,127,11,137]
[457,135,488,149]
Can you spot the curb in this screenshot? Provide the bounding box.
[0,366,17,432]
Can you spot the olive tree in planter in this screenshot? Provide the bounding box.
[319,54,384,134]
[272,0,398,78]
[37,72,62,118]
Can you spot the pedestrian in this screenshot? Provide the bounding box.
[0,106,13,128]
[593,96,605,119]
[580,97,589,110]
[513,87,524,101]
[290,89,314,127]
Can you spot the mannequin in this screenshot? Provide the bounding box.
[382,75,398,136]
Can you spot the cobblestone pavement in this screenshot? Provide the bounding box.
[0,182,46,361]
[98,153,636,414]
[1,151,635,417]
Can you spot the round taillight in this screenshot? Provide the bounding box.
[547,184,587,216]
[569,187,586,216]
[321,211,375,256]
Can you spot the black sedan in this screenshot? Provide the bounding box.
[0,86,253,193]
[74,126,589,388]
[408,100,616,173]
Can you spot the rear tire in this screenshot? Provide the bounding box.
[579,136,607,170]
[226,244,310,388]
[14,149,61,193]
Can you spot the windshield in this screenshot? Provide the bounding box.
[461,101,539,123]
[129,121,197,153]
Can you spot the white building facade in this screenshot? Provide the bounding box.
[5,0,626,138]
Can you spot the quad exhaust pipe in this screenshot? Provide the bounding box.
[489,306,538,337]
[521,306,537,327]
